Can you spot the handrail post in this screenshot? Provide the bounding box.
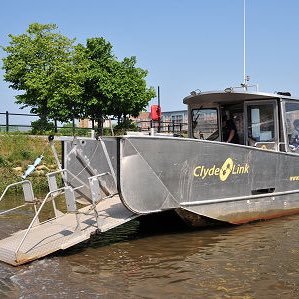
[6,111,9,132]
[72,118,75,136]
[54,120,58,133]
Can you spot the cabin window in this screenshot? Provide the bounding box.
[192,108,219,140]
[247,104,275,143]
[285,102,299,152]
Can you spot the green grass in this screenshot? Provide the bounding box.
[0,134,60,194]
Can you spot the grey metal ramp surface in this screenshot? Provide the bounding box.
[0,195,137,266]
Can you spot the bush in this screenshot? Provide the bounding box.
[31,118,55,135]
[58,123,90,136]
[113,119,138,135]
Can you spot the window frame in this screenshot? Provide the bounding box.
[244,100,279,149]
[191,107,219,140]
[283,99,299,154]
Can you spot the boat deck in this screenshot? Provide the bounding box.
[0,195,137,266]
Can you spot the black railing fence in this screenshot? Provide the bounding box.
[0,111,90,136]
[0,111,38,132]
[136,120,188,135]
[0,111,188,136]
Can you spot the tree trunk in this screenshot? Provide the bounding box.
[97,116,103,136]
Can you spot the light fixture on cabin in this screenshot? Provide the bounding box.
[276,91,291,96]
[190,89,201,96]
[224,87,233,93]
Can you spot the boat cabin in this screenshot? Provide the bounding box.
[183,88,299,153]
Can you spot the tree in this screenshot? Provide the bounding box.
[77,38,156,128]
[76,37,116,129]
[109,56,156,123]
[1,23,85,123]
[2,24,156,133]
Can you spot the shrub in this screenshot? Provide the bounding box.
[31,119,55,135]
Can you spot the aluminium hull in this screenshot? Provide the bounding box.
[118,136,299,224]
[64,136,299,225]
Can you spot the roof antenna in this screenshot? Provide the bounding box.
[241,0,249,91]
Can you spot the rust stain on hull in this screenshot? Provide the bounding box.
[178,206,299,227]
[223,208,299,225]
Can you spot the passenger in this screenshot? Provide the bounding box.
[222,115,239,144]
[290,119,299,148]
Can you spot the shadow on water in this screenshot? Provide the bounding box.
[55,210,234,258]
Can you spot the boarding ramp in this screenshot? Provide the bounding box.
[0,138,137,266]
[61,137,119,206]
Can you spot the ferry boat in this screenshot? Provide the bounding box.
[0,85,299,265]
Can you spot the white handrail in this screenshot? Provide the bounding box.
[47,168,90,190]
[0,180,32,202]
[0,204,27,216]
[15,187,65,257]
[15,183,84,259]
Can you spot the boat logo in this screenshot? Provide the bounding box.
[193,158,250,181]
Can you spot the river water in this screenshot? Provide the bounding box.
[0,198,298,298]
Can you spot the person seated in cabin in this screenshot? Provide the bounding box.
[222,115,239,144]
[290,119,299,149]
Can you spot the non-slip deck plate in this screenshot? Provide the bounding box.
[0,195,137,266]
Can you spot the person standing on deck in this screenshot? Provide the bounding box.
[222,115,239,144]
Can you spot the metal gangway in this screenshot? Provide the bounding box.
[0,167,137,266]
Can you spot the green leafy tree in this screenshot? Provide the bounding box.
[76,37,116,129]
[109,56,156,123]
[78,38,156,129]
[1,23,85,123]
[2,24,155,134]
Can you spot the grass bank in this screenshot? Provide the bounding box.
[0,134,59,195]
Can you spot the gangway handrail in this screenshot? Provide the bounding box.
[15,184,84,260]
[0,180,35,216]
[15,167,88,259]
[47,168,91,191]
[0,180,32,202]
[0,204,27,216]
[14,168,116,261]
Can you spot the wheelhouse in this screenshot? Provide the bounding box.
[184,89,299,153]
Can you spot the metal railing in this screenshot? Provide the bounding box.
[136,120,188,134]
[0,111,38,132]
[0,180,35,215]
[14,168,88,259]
[0,111,91,135]
[14,167,111,259]
[0,111,189,136]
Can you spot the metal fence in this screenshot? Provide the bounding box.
[0,111,90,135]
[0,111,37,132]
[136,120,188,135]
[0,111,188,136]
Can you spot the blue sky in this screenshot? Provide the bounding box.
[1,0,299,113]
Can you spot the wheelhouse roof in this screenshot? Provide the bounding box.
[183,90,298,106]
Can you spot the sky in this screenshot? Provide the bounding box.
[1,0,299,114]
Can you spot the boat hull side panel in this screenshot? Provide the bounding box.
[182,193,299,224]
[118,138,179,213]
[64,138,118,203]
[119,137,299,221]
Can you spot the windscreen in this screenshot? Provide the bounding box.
[192,108,219,140]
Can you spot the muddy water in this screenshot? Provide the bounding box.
[0,197,298,298]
